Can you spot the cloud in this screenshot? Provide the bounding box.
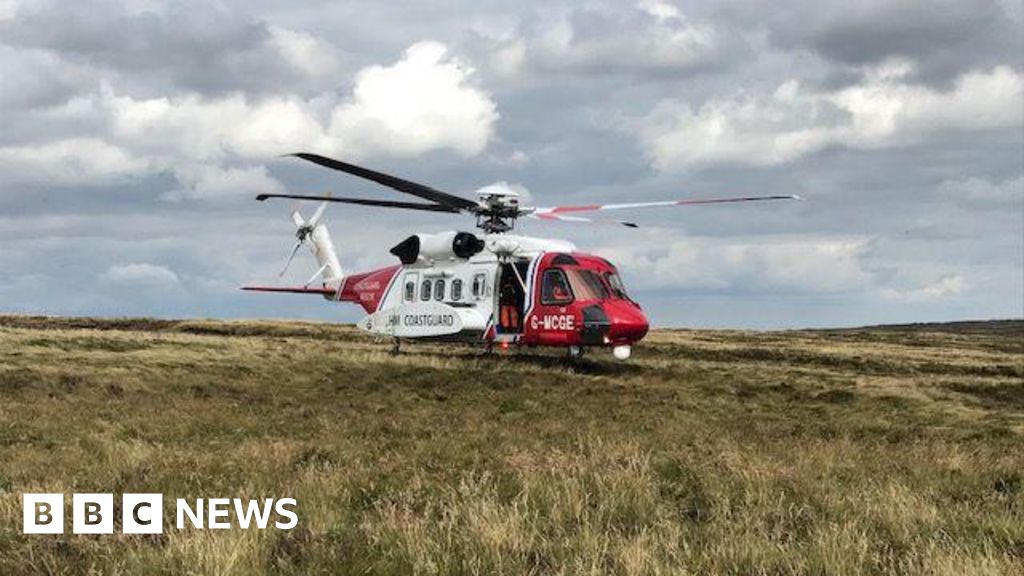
[164,164,285,202]
[771,0,1022,86]
[328,41,498,158]
[937,175,1024,211]
[636,64,1023,170]
[597,236,876,293]
[0,40,498,192]
[0,0,346,97]
[109,92,331,162]
[0,44,96,111]
[0,91,328,186]
[637,0,682,22]
[0,138,149,186]
[0,0,19,22]
[100,263,180,287]
[596,233,984,308]
[881,274,966,302]
[467,2,736,79]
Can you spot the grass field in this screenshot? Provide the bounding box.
[0,315,1021,575]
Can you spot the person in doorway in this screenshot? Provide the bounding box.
[499,280,520,332]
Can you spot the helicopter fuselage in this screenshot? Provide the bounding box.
[329,234,649,354]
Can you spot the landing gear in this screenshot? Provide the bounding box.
[390,337,401,355]
[565,345,585,372]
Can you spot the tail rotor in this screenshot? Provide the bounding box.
[278,202,334,280]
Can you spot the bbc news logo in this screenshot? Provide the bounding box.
[23,493,298,534]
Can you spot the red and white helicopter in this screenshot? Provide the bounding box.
[244,153,797,359]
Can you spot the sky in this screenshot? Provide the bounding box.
[0,0,1021,328]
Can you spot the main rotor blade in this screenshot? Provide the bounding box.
[532,194,800,215]
[528,213,639,228]
[257,193,461,213]
[287,153,479,212]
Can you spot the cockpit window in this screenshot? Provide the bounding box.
[605,272,629,299]
[541,269,573,305]
[565,268,609,300]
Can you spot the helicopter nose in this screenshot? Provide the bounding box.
[604,301,649,343]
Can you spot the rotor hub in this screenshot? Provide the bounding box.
[474,189,522,233]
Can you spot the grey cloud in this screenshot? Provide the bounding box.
[460,2,751,84]
[726,0,1023,87]
[0,45,98,111]
[0,0,347,99]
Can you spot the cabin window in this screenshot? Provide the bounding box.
[420,279,432,301]
[434,279,445,301]
[403,273,417,302]
[541,268,574,305]
[451,278,463,301]
[471,273,487,301]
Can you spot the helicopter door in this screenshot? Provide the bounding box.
[497,261,528,334]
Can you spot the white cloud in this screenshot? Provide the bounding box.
[881,274,966,302]
[637,0,682,22]
[0,91,330,187]
[596,233,979,306]
[0,0,19,21]
[598,236,876,293]
[0,138,149,186]
[937,175,1024,210]
[267,25,344,79]
[165,164,284,202]
[531,5,720,74]
[465,3,726,82]
[100,263,180,287]
[110,92,332,161]
[637,64,1024,170]
[328,41,498,158]
[0,41,498,192]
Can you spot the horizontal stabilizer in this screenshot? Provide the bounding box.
[242,285,337,296]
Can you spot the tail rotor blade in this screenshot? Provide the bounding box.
[279,240,303,277]
[291,210,305,228]
[308,202,328,228]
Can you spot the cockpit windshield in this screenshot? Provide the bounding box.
[604,272,629,299]
[565,268,609,300]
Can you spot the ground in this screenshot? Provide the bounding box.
[0,315,1021,575]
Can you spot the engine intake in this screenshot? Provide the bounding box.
[389,232,484,264]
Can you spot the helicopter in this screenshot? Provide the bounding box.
[243,153,798,359]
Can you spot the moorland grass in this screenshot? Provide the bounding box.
[0,315,1021,575]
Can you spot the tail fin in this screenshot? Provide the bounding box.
[280,202,344,287]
